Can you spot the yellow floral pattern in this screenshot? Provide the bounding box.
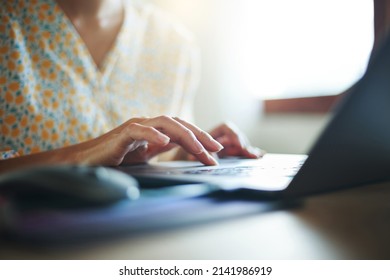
[0,0,199,158]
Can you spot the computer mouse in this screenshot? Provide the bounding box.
[0,165,140,209]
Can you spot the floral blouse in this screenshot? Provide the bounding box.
[0,0,199,159]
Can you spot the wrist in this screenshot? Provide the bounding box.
[56,142,90,165]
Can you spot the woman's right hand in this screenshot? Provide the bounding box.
[0,116,223,174]
[72,116,223,166]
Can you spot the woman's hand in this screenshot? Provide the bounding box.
[74,116,223,166]
[0,116,224,174]
[209,122,264,159]
[174,122,264,162]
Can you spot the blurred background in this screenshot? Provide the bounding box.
[146,0,374,154]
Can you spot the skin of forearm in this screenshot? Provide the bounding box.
[0,145,81,174]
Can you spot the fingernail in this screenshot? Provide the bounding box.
[206,135,224,151]
[207,152,219,165]
[158,134,170,145]
[210,139,223,152]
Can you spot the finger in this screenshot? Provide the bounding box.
[216,134,247,151]
[110,117,149,134]
[142,116,202,153]
[209,122,240,139]
[239,146,265,159]
[217,135,262,158]
[146,142,178,156]
[195,150,219,165]
[212,123,247,148]
[141,116,218,165]
[135,143,148,153]
[215,131,263,159]
[120,123,170,150]
[122,142,178,165]
[173,117,223,152]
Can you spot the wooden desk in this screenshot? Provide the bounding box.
[1,182,390,259]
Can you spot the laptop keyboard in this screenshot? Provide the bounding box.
[182,163,303,177]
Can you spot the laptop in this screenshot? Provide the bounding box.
[119,34,390,199]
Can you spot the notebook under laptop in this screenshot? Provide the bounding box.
[119,34,390,199]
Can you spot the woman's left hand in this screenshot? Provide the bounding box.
[209,122,264,159]
[174,122,264,162]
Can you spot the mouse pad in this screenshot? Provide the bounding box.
[0,192,300,244]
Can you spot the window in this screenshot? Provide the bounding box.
[227,0,374,100]
[150,0,375,115]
